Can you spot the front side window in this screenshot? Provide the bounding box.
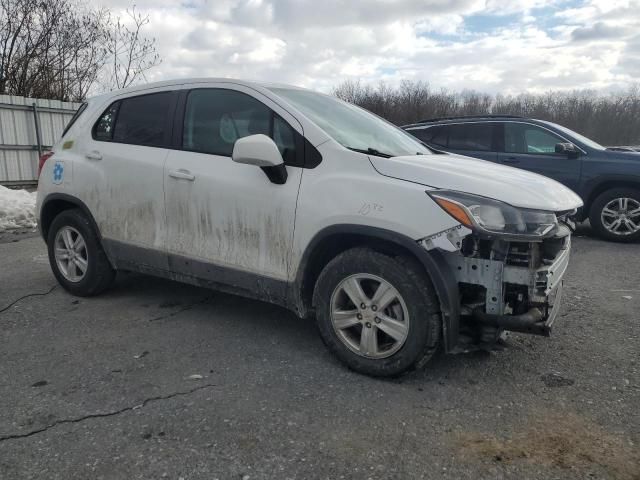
[182,88,297,162]
[504,123,563,155]
[268,87,431,158]
[446,123,494,151]
[540,121,604,150]
[111,92,173,146]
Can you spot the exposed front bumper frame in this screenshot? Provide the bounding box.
[442,237,571,334]
[472,281,563,336]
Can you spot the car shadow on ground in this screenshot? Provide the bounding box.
[62,219,620,386]
[95,271,502,384]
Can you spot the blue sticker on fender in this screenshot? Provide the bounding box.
[53,161,64,184]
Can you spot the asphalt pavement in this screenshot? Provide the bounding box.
[0,229,638,479]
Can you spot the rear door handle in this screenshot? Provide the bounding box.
[85,150,102,161]
[502,157,520,164]
[168,169,195,181]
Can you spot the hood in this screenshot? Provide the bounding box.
[603,149,640,160]
[605,147,640,154]
[370,153,583,211]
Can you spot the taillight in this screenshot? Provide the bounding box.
[38,151,54,177]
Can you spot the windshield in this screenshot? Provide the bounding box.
[540,120,605,151]
[268,87,431,157]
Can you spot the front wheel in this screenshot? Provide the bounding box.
[589,188,640,242]
[313,248,441,377]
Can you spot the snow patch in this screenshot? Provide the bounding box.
[0,185,38,232]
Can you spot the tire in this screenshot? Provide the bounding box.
[313,247,441,377]
[47,208,116,296]
[589,188,640,243]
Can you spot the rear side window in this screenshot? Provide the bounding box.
[93,92,173,146]
[447,123,494,151]
[112,92,173,146]
[182,88,299,164]
[62,103,88,137]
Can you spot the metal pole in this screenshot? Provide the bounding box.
[32,103,43,158]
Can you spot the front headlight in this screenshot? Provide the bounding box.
[429,190,558,238]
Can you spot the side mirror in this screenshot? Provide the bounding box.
[232,134,288,184]
[555,142,579,159]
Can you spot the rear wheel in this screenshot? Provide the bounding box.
[589,188,640,242]
[47,209,116,296]
[313,248,441,377]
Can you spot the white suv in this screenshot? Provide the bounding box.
[37,79,583,377]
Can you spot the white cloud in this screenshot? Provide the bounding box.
[95,0,640,94]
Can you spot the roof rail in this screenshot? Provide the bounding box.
[414,114,523,124]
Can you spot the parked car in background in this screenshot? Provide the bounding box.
[37,79,582,377]
[404,115,640,242]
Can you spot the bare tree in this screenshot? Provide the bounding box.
[104,6,161,90]
[0,0,161,101]
[334,80,640,146]
[0,0,107,100]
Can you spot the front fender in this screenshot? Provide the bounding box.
[290,224,460,352]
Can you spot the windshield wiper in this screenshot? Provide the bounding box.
[347,147,394,158]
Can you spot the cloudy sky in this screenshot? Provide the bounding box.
[98,0,640,94]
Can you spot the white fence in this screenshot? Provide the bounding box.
[0,95,81,185]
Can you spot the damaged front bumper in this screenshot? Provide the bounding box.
[422,223,572,340]
[471,280,563,336]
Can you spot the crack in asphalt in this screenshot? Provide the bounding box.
[0,285,57,315]
[0,383,218,443]
[147,295,214,323]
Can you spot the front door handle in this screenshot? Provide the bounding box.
[168,169,195,181]
[85,150,102,161]
[502,157,520,164]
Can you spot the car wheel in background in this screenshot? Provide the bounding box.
[313,248,441,377]
[589,188,640,242]
[47,208,116,296]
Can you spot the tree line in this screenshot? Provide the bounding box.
[334,80,640,146]
[0,0,160,102]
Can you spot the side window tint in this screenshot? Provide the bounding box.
[447,123,493,151]
[273,115,296,163]
[430,126,448,147]
[182,89,301,164]
[94,102,119,141]
[409,126,447,147]
[183,89,273,157]
[112,92,172,146]
[505,123,562,154]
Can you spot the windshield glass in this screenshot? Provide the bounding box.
[540,120,605,150]
[268,87,431,157]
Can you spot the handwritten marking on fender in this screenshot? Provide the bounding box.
[359,203,383,216]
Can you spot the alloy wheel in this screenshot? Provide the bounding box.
[600,197,640,236]
[54,226,89,282]
[330,274,410,359]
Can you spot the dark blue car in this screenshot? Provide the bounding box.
[404,115,640,242]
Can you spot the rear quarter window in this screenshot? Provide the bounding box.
[93,102,119,141]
